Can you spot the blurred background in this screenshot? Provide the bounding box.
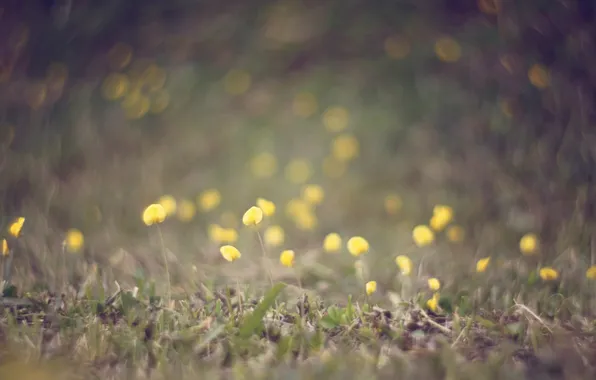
[0,0,595,299]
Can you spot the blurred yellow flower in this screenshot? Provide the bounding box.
[198,189,221,212]
[322,106,349,132]
[395,255,412,275]
[323,233,342,253]
[8,217,25,237]
[539,267,558,281]
[322,156,347,179]
[430,204,453,232]
[347,236,369,256]
[293,92,318,118]
[476,257,490,273]
[256,198,276,216]
[223,69,251,95]
[140,64,167,92]
[142,204,166,226]
[1,239,8,256]
[302,184,325,205]
[285,198,311,217]
[250,152,278,178]
[384,35,410,60]
[586,265,596,280]
[384,194,402,215]
[412,225,434,247]
[428,278,441,291]
[208,224,238,243]
[264,225,285,247]
[519,233,538,255]
[500,99,514,118]
[427,293,440,312]
[176,199,196,222]
[279,249,295,267]
[65,229,84,253]
[149,89,170,114]
[285,159,312,184]
[446,225,465,243]
[242,206,263,226]
[528,64,550,89]
[294,209,318,230]
[331,134,360,162]
[101,73,129,100]
[107,42,133,70]
[365,280,377,296]
[220,245,241,262]
[158,195,177,216]
[434,36,461,62]
[122,93,151,120]
[478,0,500,15]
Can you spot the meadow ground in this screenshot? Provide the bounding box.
[2,1,596,379]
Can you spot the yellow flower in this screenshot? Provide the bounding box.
[528,64,550,89]
[158,195,177,216]
[587,265,596,280]
[446,225,465,243]
[142,204,166,226]
[101,73,129,100]
[242,206,263,226]
[395,255,412,275]
[294,209,318,230]
[176,199,196,222]
[256,198,276,217]
[539,267,558,281]
[1,239,8,256]
[293,92,318,118]
[476,257,490,273]
[198,189,221,212]
[347,236,369,256]
[384,194,402,215]
[279,249,295,267]
[65,229,84,253]
[220,245,241,262]
[430,205,453,231]
[434,36,461,62]
[365,281,377,296]
[323,233,342,253]
[264,225,285,247]
[428,278,441,291]
[426,293,440,312]
[302,184,325,205]
[285,159,312,184]
[250,152,278,178]
[520,233,538,255]
[208,224,238,243]
[322,106,349,132]
[331,134,360,162]
[286,198,311,217]
[8,217,25,237]
[412,225,434,247]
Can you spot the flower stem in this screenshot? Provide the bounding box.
[256,230,274,287]
[156,225,171,304]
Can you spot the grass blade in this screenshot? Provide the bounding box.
[239,282,286,339]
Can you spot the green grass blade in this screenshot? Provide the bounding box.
[239,282,286,339]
